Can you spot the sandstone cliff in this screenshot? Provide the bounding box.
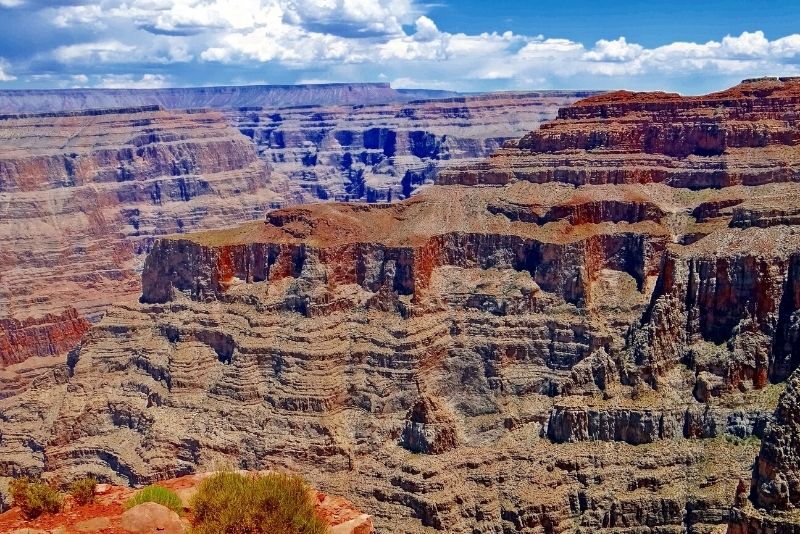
[3,78,800,533]
[0,92,587,376]
[0,106,294,368]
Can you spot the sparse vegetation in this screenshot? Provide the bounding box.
[69,476,97,505]
[190,471,328,534]
[125,485,183,516]
[9,478,63,519]
[725,434,762,447]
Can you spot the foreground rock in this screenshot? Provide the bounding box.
[3,78,800,532]
[0,472,373,533]
[120,502,185,534]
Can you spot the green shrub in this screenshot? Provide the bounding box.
[9,478,63,519]
[69,476,97,505]
[190,471,328,534]
[125,485,183,516]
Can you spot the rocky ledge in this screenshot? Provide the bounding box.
[2,78,800,533]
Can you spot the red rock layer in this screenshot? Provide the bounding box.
[0,308,89,366]
[440,77,800,189]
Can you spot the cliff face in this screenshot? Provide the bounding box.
[0,83,451,114]
[4,78,800,533]
[0,92,589,374]
[0,106,293,369]
[440,77,800,189]
[229,91,596,203]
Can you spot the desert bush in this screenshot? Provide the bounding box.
[190,471,328,534]
[9,478,63,519]
[125,485,183,515]
[69,476,97,505]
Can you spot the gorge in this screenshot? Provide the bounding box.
[2,77,800,533]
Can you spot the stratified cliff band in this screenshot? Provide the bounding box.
[2,78,800,533]
[0,90,587,376]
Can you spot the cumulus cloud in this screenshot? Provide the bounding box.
[0,58,16,81]
[2,0,800,93]
[96,73,170,88]
[53,40,135,63]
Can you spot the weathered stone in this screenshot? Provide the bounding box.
[119,502,185,534]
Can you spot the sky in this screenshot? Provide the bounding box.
[1,0,800,94]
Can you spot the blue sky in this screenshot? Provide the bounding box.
[1,0,799,94]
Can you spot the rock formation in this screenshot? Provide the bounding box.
[230,91,596,202]
[0,91,587,381]
[0,106,295,373]
[3,77,800,532]
[0,83,456,114]
[729,368,800,533]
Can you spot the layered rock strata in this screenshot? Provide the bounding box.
[229,91,595,202]
[0,91,591,374]
[0,83,456,114]
[3,78,800,533]
[0,106,293,368]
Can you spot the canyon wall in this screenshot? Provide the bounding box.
[3,78,800,532]
[0,106,295,371]
[0,83,457,114]
[229,91,596,202]
[0,91,587,375]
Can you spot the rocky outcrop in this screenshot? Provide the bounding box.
[4,79,800,532]
[400,394,459,454]
[728,369,800,533]
[0,83,455,114]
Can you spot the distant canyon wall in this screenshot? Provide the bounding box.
[0,89,591,369]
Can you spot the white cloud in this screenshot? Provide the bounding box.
[96,73,170,89]
[53,40,136,63]
[0,0,25,7]
[584,37,643,62]
[8,1,800,93]
[413,16,438,42]
[0,58,16,82]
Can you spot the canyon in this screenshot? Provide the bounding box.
[0,88,588,385]
[1,76,800,533]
